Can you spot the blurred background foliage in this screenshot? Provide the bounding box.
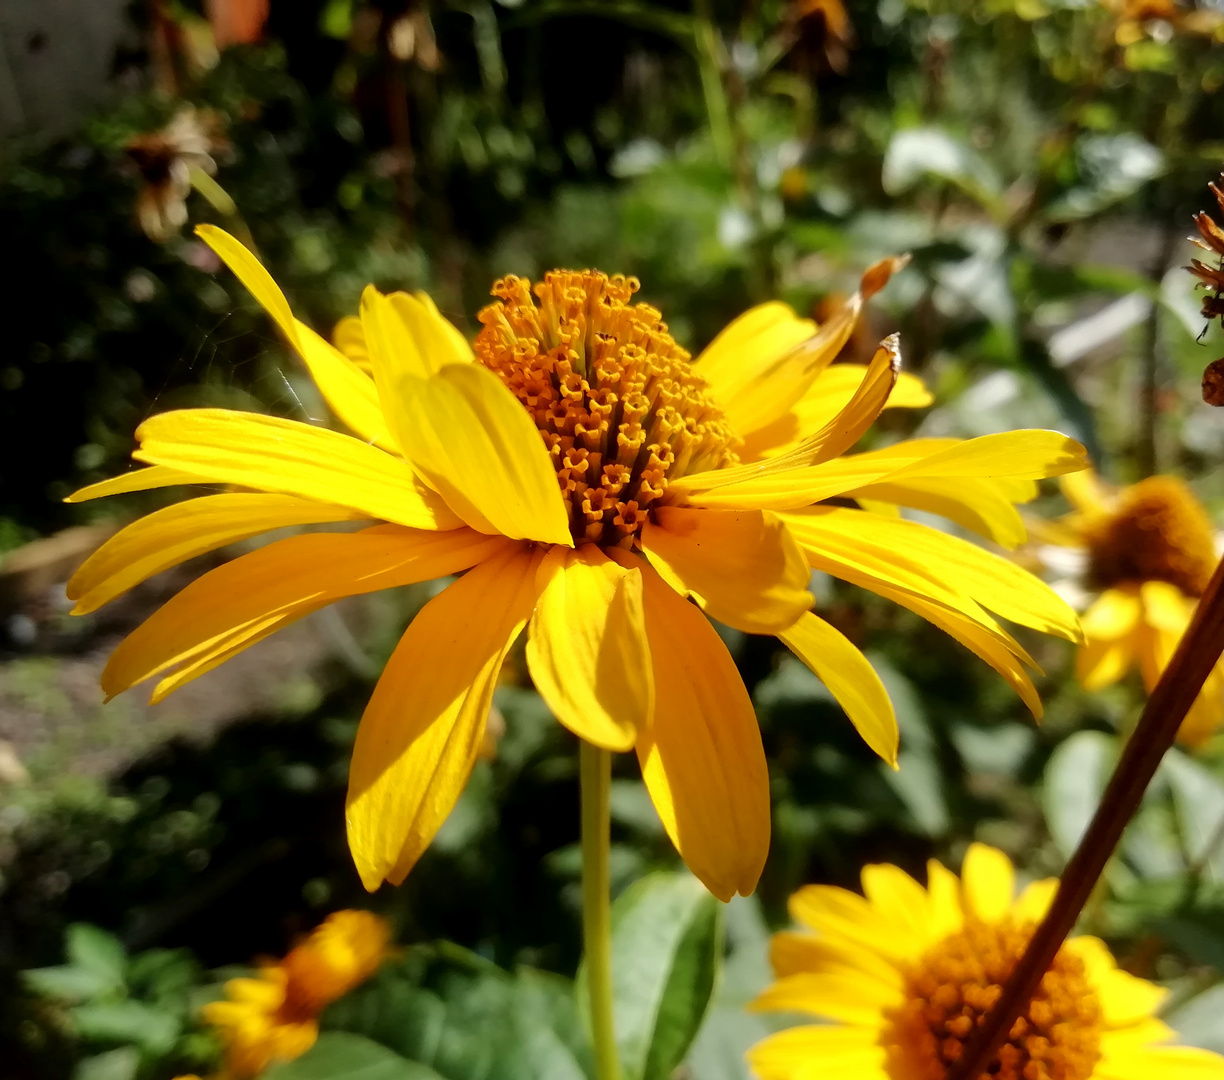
[5,0,1224,1076]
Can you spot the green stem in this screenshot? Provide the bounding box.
[580,740,620,1080]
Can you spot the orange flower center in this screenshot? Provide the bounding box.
[473,270,739,545]
[881,917,1102,1080]
[1085,476,1216,597]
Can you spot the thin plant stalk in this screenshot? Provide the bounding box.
[580,740,620,1080]
[947,552,1224,1080]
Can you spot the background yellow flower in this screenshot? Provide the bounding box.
[748,844,1224,1080]
[1037,470,1223,746]
[200,909,391,1079]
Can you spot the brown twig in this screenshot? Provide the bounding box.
[947,551,1224,1080]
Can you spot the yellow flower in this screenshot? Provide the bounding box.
[748,844,1224,1080]
[201,909,391,1078]
[1041,470,1222,746]
[68,226,1086,900]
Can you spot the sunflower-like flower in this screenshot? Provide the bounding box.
[68,227,1086,900]
[1037,470,1221,746]
[748,844,1224,1080]
[200,910,391,1078]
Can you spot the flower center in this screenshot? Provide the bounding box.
[474,270,740,545]
[1085,476,1216,597]
[881,917,1102,1080]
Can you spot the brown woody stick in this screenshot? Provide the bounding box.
[947,552,1224,1080]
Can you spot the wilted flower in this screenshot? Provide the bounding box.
[1103,0,1223,45]
[1038,470,1222,745]
[69,227,1085,900]
[200,910,391,1078]
[748,844,1224,1080]
[788,0,855,75]
[125,108,227,242]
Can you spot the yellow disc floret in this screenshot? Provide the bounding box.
[882,916,1103,1080]
[1085,476,1216,597]
[474,270,740,545]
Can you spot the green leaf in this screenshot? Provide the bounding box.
[1043,730,1115,859]
[266,1033,445,1080]
[1165,982,1224,1054]
[125,947,200,1000]
[1161,750,1224,878]
[71,1001,180,1056]
[74,1048,139,1080]
[23,965,118,1003]
[65,924,127,986]
[579,871,723,1080]
[881,127,1003,211]
[1045,134,1164,222]
[321,948,588,1080]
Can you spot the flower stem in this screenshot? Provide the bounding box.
[580,740,620,1080]
[948,552,1224,1080]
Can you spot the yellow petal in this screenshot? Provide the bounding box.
[525,545,652,752]
[889,430,1089,480]
[132,409,460,531]
[747,1025,887,1080]
[742,366,932,461]
[843,437,1041,547]
[1178,661,1224,747]
[788,884,922,964]
[779,508,1039,654]
[787,506,1080,640]
[1061,469,1111,514]
[1098,1017,1174,1050]
[802,336,901,465]
[65,465,205,503]
[390,363,572,545]
[67,492,366,615]
[102,525,507,699]
[700,262,905,438]
[684,430,1087,512]
[1077,635,1135,691]
[926,859,964,939]
[1083,588,1143,642]
[195,225,302,349]
[697,302,819,421]
[749,972,900,1024]
[1096,1048,1224,1080]
[847,476,1031,548]
[1141,580,1194,633]
[768,932,903,988]
[346,544,545,889]
[357,286,474,461]
[292,320,397,451]
[194,226,393,449]
[670,337,900,498]
[624,554,769,901]
[333,314,371,370]
[1097,975,1169,1029]
[778,612,898,766]
[359,285,460,385]
[960,843,1015,922]
[812,363,932,413]
[150,604,327,704]
[860,863,934,945]
[641,507,812,634]
[860,575,1045,718]
[392,290,472,368]
[1013,877,1058,923]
